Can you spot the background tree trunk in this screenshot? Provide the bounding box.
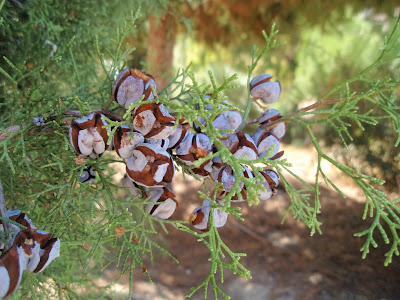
[146,10,175,91]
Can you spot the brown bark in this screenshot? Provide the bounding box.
[146,11,176,91]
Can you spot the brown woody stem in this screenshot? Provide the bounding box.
[282,98,342,120]
[103,97,115,111]
[244,98,342,130]
[63,109,124,121]
[0,109,124,142]
[0,181,11,234]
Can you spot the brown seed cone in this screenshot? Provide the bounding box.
[112,68,156,108]
[0,211,60,300]
[189,199,228,231]
[147,187,178,220]
[215,165,253,200]
[132,102,176,139]
[168,118,190,149]
[176,133,213,177]
[257,168,280,201]
[126,143,174,187]
[253,130,284,160]
[222,132,258,160]
[113,125,144,159]
[0,246,21,298]
[69,112,110,157]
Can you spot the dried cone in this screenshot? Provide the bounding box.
[215,165,254,201]
[132,102,176,140]
[252,130,283,160]
[113,125,144,159]
[250,73,281,104]
[167,118,190,149]
[193,96,242,135]
[189,199,228,231]
[257,168,280,201]
[0,212,60,298]
[145,138,170,151]
[222,132,258,160]
[212,110,243,135]
[209,155,223,180]
[258,109,287,140]
[176,133,213,177]
[259,108,281,125]
[112,68,156,109]
[78,164,96,184]
[126,143,174,187]
[269,122,287,140]
[7,212,60,273]
[120,174,141,196]
[146,187,178,220]
[69,112,110,158]
[0,245,21,298]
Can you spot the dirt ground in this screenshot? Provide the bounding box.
[100,145,400,300]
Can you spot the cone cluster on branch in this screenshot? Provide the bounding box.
[68,69,286,231]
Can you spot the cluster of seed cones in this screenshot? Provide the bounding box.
[69,68,286,230]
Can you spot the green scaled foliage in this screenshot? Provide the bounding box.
[0,5,183,299]
[275,16,400,261]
